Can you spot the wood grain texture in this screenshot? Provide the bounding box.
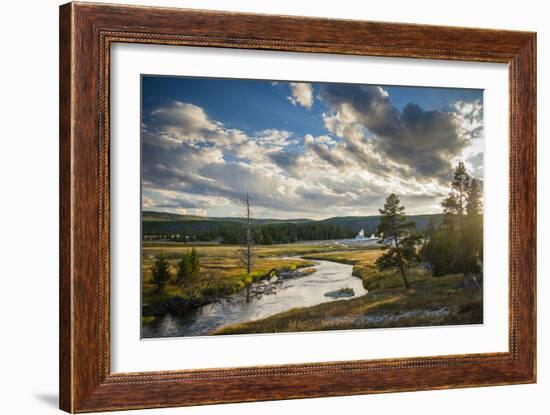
[59,3,73,411]
[59,2,537,412]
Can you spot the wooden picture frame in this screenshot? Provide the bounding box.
[59,2,536,412]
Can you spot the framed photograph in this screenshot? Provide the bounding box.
[59,2,536,412]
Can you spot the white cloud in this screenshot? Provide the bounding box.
[318,84,475,183]
[254,129,295,147]
[150,101,247,147]
[287,82,313,109]
[142,94,482,219]
[452,99,484,179]
[453,99,484,140]
[151,102,217,136]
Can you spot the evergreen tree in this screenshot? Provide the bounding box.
[421,227,455,276]
[177,248,201,300]
[189,247,200,276]
[375,194,420,288]
[466,178,482,216]
[150,253,172,293]
[176,252,192,283]
[441,193,459,229]
[430,194,460,275]
[464,179,483,272]
[447,162,471,272]
[421,163,483,277]
[451,161,470,221]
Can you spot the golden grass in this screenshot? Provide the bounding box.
[213,273,482,335]
[142,242,364,259]
[143,242,483,335]
[303,249,383,265]
[141,243,327,305]
[211,246,482,335]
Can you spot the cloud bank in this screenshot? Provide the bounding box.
[142,82,483,219]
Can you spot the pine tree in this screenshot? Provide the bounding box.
[465,179,483,273]
[177,248,201,300]
[466,179,482,216]
[421,227,454,276]
[375,194,420,288]
[451,162,470,221]
[150,253,172,293]
[189,247,200,276]
[422,163,483,276]
[176,252,191,283]
[447,162,471,272]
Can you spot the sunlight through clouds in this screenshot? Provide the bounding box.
[141,77,483,219]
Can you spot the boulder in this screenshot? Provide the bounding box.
[324,287,355,298]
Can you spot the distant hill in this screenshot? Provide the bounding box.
[142,211,311,225]
[142,210,444,242]
[142,211,209,222]
[210,217,311,225]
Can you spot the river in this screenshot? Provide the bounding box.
[142,258,368,338]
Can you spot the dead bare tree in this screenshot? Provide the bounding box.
[236,193,257,299]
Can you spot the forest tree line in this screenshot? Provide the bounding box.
[146,221,356,245]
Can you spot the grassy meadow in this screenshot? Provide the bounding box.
[216,255,483,334]
[213,274,482,334]
[142,241,483,334]
[142,242,356,317]
[213,248,482,334]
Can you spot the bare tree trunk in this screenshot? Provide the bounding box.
[393,235,410,288]
[243,193,254,274]
[245,193,252,274]
[237,193,256,300]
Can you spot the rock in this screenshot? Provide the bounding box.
[324,287,355,298]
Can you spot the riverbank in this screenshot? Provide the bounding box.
[303,248,435,290]
[143,258,366,337]
[213,271,483,335]
[141,243,348,324]
[212,248,483,334]
[143,243,483,336]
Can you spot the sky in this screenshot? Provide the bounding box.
[141,76,483,220]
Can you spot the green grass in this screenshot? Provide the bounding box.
[142,242,483,335]
[213,271,482,335]
[141,243,332,308]
[142,242,366,258]
[303,249,455,290]
[213,248,482,335]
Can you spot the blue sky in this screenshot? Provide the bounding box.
[142,76,481,139]
[141,76,483,219]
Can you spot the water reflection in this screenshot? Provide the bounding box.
[142,259,367,338]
